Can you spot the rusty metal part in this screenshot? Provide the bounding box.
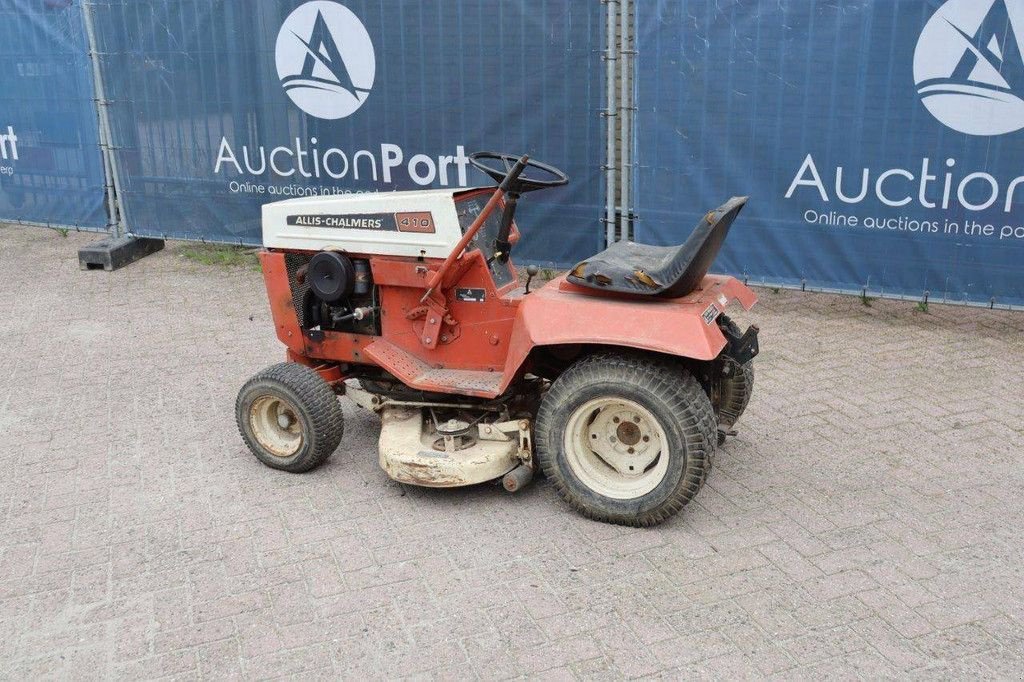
[616,420,642,446]
[502,464,534,493]
[285,351,345,389]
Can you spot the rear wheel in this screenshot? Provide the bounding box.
[717,317,755,431]
[535,353,717,527]
[236,363,344,473]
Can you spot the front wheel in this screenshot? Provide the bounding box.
[236,363,344,473]
[535,353,717,527]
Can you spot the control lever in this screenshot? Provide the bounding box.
[525,265,539,294]
[420,155,530,303]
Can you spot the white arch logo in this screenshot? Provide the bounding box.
[275,1,376,120]
[914,0,1024,136]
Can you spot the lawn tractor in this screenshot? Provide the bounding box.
[237,153,759,526]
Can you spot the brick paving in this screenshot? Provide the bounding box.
[1,224,1023,679]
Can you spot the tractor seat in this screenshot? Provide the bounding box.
[568,197,748,298]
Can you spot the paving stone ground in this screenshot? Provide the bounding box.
[1,225,1023,680]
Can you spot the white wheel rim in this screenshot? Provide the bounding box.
[250,395,303,457]
[563,397,669,500]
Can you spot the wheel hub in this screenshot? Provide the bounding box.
[565,397,668,500]
[616,420,641,446]
[587,405,660,476]
[250,395,303,458]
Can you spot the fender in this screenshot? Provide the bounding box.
[500,274,757,384]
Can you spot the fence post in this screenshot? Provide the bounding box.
[618,0,635,243]
[604,0,619,247]
[77,1,165,271]
[82,0,126,237]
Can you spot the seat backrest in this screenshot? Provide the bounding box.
[661,196,748,297]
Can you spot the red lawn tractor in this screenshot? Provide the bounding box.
[237,153,759,526]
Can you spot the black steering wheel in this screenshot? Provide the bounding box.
[469,152,569,194]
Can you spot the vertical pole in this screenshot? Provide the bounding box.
[618,0,633,242]
[96,104,118,234]
[604,0,619,247]
[82,0,129,237]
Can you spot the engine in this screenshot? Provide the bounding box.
[286,251,379,337]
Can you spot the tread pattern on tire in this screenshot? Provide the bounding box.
[717,359,754,428]
[717,317,755,429]
[236,362,344,473]
[535,352,718,527]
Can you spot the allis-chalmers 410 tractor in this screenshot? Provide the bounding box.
[237,153,759,526]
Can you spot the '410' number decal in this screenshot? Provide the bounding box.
[395,212,435,234]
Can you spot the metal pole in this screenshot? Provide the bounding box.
[618,0,633,242]
[604,0,619,246]
[82,0,117,234]
[82,0,129,237]
[97,108,118,233]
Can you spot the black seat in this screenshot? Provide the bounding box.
[568,197,747,298]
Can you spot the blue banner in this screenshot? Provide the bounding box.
[635,0,1024,306]
[0,0,107,229]
[91,0,605,266]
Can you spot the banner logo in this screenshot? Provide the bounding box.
[914,0,1024,136]
[275,1,376,120]
[0,125,17,177]
[0,125,18,161]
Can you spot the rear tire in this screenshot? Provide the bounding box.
[236,363,344,473]
[535,353,717,527]
[717,317,755,430]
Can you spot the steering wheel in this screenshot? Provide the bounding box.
[469,152,569,194]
